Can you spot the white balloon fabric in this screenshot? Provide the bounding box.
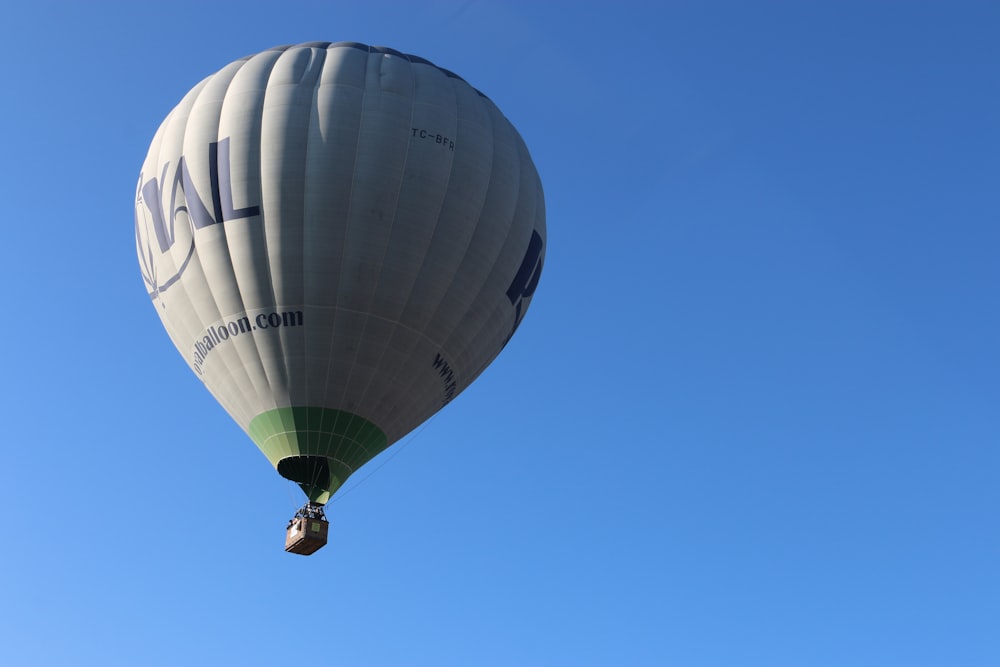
[135,42,545,503]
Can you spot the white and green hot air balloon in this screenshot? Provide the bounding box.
[135,42,545,552]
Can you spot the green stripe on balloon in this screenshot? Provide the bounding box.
[249,407,389,504]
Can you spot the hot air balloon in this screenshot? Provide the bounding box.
[134,42,545,553]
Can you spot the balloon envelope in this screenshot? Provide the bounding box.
[135,42,545,503]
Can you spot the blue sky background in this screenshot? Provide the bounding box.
[1,2,998,666]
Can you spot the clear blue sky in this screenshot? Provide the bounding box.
[1,2,998,666]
